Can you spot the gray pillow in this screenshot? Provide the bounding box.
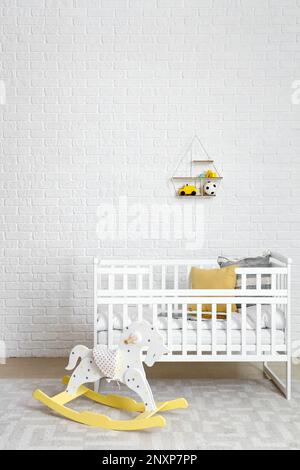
[217,252,271,268]
[218,253,271,308]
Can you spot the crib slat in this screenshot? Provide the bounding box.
[172,265,177,288]
[167,303,172,355]
[138,304,143,322]
[256,273,261,290]
[137,273,143,290]
[271,304,276,355]
[212,303,217,355]
[161,265,166,311]
[94,263,99,348]
[123,273,128,291]
[152,303,158,329]
[149,265,153,289]
[137,273,143,321]
[241,303,246,356]
[174,265,179,310]
[186,265,191,288]
[161,265,166,289]
[182,304,187,356]
[285,272,288,290]
[241,273,247,290]
[108,304,113,349]
[226,304,231,355]
[256,304,261,355]
[148,267,154,330]
[271,273,276,291]
[197,304,202,355]
[123,304,128,328]
[108,273,114,291]
[285,273,287,290]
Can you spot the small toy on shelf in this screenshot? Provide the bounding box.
[178,184,197,196]
[205,169,218,178]
[203,180,217,196]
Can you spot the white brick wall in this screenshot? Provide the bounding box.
[1,0,300,357]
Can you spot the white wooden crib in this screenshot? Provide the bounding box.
[94,252,292,399]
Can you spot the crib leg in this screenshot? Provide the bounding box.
[94,379,101,393]
[286,358,292,400]
[263,361,291,400]
[263,361,270,380]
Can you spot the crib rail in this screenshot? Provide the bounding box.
[97,287,287,298]
[97,296,288,305]
[95,257,289,298]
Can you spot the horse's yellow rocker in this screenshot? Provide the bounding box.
[33,321,188,431]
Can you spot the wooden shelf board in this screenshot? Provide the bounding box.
[176,194,216,198]
[172,176,223,180]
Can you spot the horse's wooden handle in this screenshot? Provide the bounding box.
[124,334,138,345]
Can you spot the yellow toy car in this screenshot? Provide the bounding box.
[178,184,197,196]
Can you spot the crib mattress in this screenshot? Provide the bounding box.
[97,304,286,333]
[97,328,285,348]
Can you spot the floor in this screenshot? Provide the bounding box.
[2,357,298,379]
[0,359,299,450]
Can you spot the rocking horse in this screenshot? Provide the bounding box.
[33,320,188,430]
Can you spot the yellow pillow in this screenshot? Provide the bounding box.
[189,265,237,315]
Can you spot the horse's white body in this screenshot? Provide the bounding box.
[65,321,169,412]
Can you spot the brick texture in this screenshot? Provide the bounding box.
[0,0,300,357]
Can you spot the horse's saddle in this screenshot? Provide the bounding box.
[92,346,122,380]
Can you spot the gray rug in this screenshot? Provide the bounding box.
[0,377,299,450]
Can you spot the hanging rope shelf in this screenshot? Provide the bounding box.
[171,136,223,198]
